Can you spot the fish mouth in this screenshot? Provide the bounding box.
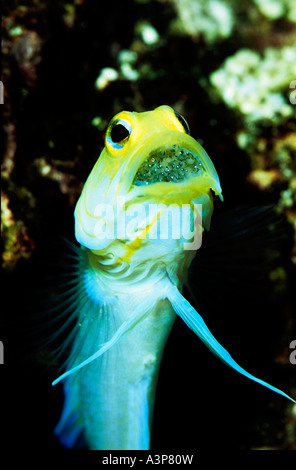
[132,145,205,186]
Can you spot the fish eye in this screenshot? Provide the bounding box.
[173,110,190,135]
[109,120,131,144]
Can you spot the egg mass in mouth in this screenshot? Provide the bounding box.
[133,145,205,186]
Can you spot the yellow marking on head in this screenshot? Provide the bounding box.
[104,105,188,159]
[74,105,222,255]
[119,237,145,264]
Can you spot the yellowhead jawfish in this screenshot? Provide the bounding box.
[52,105,295,450]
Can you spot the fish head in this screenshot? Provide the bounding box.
[74,105,222,263]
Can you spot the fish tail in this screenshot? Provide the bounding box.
[54,375,85,448]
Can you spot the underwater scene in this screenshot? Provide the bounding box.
[1,0,296,452]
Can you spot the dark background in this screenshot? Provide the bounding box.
[1,0,296,452]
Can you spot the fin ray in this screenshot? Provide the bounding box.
[166,283,295,403]
[52,293,159,385]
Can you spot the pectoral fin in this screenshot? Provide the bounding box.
[166,283,295,403]
[52,292,158,386]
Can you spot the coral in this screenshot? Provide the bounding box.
[253,0,296,22]
[10,30,42,87]
[95,68,119,91]
[135,22,160,45]
[95,50,140,91]
[118,49,140,81]
[1,190,35,270]
[209,46,296,126]
[171,0,234,42]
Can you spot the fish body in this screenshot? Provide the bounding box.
[60,291,175,450]
[53,106,295,450]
